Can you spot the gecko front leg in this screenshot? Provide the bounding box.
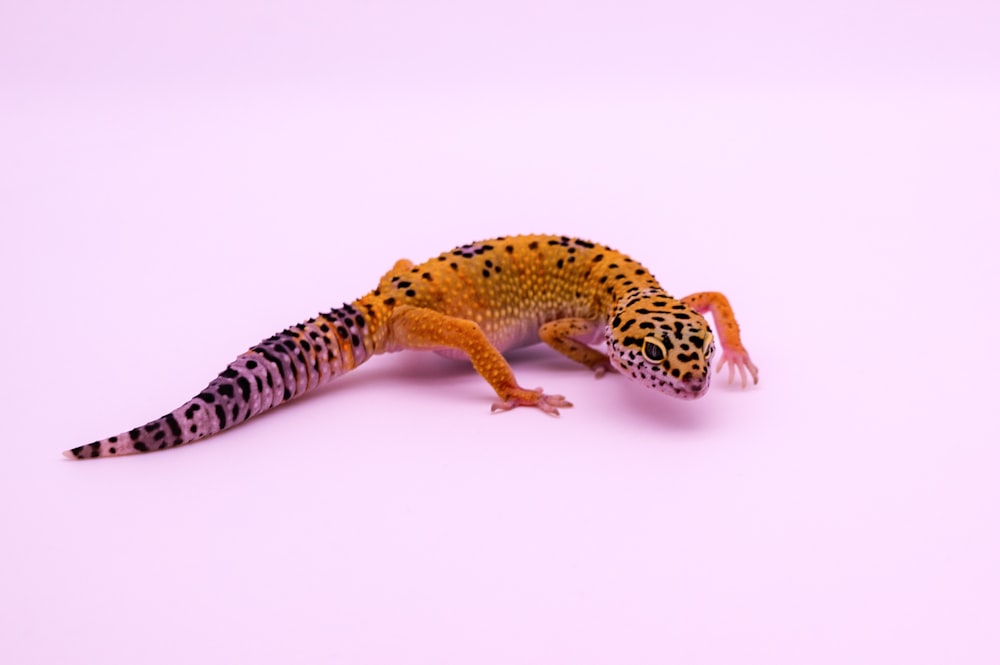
[538,317,612,377]
[681,291,759,388]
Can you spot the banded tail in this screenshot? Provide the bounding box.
[64,301,377,459]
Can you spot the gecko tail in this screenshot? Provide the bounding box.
[63,302,375,460]
[63,350,285,459]
[63,409,195,459]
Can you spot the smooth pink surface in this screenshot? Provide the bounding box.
[3,2,999,663]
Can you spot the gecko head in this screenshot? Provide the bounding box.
[606,290,715,399]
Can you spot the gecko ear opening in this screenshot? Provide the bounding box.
[642,336,667,364]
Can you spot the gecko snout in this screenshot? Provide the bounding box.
[674,369,711,399]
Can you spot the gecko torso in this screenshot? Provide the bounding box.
[66,234,758,459]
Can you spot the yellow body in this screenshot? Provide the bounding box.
[358,234,757,412]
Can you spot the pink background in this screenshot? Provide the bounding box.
[3,1,999,663]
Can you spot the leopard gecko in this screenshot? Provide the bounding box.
[65,234,758,459]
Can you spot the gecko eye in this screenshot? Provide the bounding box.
[641,336,667,364]
[703,333,715,360]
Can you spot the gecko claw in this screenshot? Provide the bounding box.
[491,387,573,416]
[716,350,759,388]
[590,360,613,379]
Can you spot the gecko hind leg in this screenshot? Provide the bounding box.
[387,305,573,416]
[380,259,414,282]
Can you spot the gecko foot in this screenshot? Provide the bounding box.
[491,387,573,417]
[715,349,759,388]
[590,359,613,379]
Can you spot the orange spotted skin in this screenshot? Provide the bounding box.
[65,234,758,459]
